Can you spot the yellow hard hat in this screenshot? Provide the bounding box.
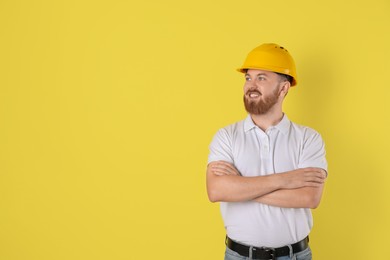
[237,43,298,86]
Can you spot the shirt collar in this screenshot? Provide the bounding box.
[274,114,291,135]
[244,115,257,132]
[244,114,291,135]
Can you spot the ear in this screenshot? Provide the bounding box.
[279,81,291,97]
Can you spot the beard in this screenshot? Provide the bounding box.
[243,87,280,115]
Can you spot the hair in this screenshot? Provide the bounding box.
[276,73,293,85]
[275,72,292,98]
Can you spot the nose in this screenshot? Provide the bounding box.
[244,79,257,89]
[245,80,258,92]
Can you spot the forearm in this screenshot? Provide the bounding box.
[207,173,281,202]
[206,161,326,203]
[253,185,324,209]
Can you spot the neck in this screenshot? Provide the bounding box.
[250,110,284,132]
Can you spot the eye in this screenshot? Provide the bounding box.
[245,76,251,81]
[258,76,266,81]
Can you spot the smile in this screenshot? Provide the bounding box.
[247,91,261,98]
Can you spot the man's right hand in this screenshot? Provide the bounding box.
[278,168,327,189]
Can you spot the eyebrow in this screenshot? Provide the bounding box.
[245,73,268,77]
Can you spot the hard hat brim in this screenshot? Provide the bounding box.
[236,66,297,86]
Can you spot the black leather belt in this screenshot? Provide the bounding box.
[225,236,309,260]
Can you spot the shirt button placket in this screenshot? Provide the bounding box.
[261,136,269,157]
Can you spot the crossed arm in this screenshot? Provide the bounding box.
[206,161,327,209]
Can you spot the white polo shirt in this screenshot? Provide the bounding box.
[208,114,327,248]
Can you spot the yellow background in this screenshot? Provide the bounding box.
[0,0,389,259]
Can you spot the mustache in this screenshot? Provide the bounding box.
[245,89,262,96]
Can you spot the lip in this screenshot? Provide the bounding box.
[246,90,261,98]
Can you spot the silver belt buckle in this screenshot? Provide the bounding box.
[252,246,275,260]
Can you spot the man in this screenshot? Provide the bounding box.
[207,43,328,260]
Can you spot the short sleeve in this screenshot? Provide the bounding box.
[207,128,234,165]
[298,129,328,173]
